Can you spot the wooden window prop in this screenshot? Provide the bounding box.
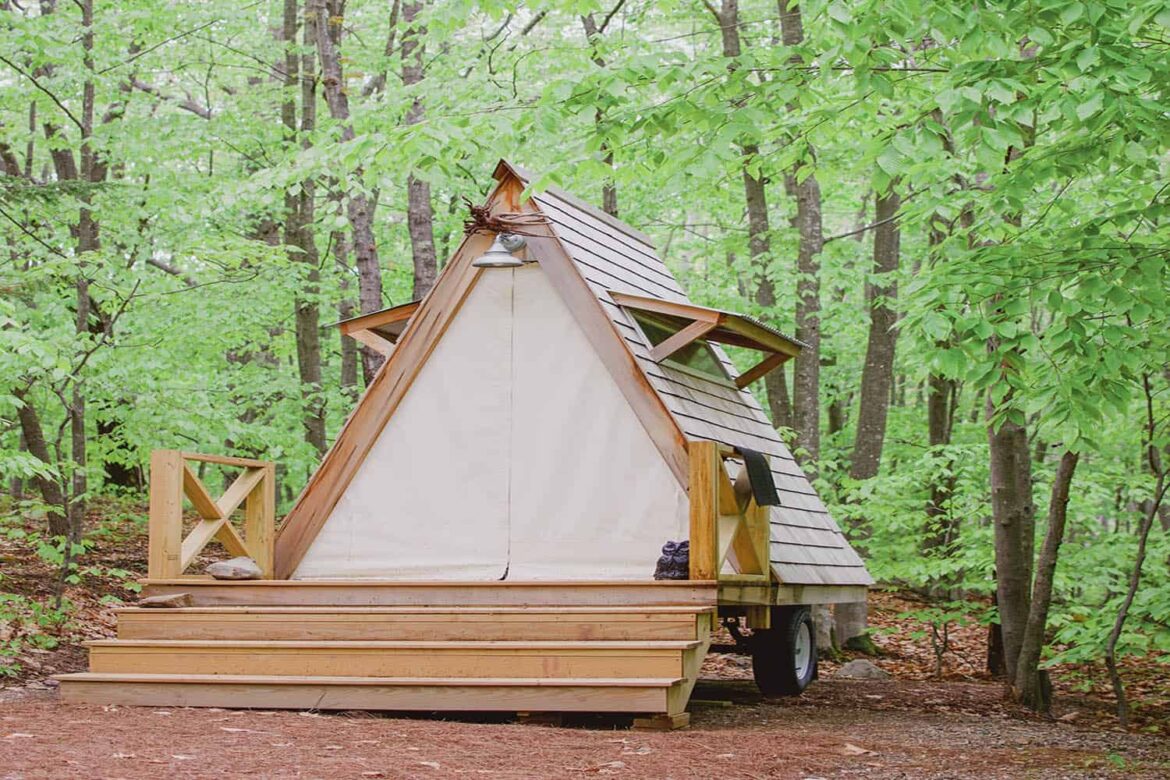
[147,450,276,579]
[611,291,805,390]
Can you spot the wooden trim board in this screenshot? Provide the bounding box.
[58,673,678,713]
[138,579,720,608]
[717,582,868,606]
[85,640,696,678]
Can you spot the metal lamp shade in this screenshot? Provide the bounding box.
[472,234,524,268]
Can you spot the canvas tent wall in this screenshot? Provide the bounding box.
[293,264,688,580]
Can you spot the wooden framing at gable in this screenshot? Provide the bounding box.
[335,301,422,357]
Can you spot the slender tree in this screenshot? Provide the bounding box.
[401,1,438,299]
[311,0,385,382]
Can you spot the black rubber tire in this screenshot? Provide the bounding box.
[751,606,817,696]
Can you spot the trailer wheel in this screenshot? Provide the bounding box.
[751,606,817,696]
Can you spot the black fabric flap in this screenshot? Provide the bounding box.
[736,447,781,506]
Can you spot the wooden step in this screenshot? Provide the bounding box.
[138,579,718,608]
[56,673,683,713]
[86,639,699,679]
[116,606,711,642]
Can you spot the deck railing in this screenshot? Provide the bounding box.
[687,440,770,584]
[147,450,276,579]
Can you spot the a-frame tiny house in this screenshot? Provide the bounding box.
[59,162,870,726]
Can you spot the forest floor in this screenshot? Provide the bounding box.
[1,501,1168,778]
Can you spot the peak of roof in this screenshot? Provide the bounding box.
[492,159,657,250]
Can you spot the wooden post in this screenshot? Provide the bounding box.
[246,463,276,578]
[688,440,720,580]
[148,449,184,579]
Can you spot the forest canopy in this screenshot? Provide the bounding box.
[1,0,1167,720]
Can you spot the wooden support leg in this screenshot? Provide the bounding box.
[632,713,691,731]
[148,450,184,579]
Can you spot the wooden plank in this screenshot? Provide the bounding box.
[212,518,252,560]
[337,300,421,336]
[215,467,266,519]
[59,674,673,713]
[346,328,394,356]
[181,464,222,520]
[180,452,270,469]
[273,195,504,577]
[720,316,803,358]
[116,609,703,642]
[86,641,693,679]
[244,464,275,578]
[148,450,185,580]
[632,712,690,730]
[734,351,789,390]
[717,582,869,606]
[648,319,719,363]
[610,291,719,324]
[138,580,720,608]
[688,440,720,580]
[179,519,226,572]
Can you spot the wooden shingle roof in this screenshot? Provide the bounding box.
[498,161,872,587]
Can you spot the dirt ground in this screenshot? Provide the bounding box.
[2,678,1167,780]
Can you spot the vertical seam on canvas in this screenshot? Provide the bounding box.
[501,267,516,581]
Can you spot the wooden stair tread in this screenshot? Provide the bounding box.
[87,639,701,650]
[142,579,719,587]
[117,605,714,615]
[56,673,685,687]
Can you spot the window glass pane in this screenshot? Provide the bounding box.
[633,314,728,381]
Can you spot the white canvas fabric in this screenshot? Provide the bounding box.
[294,264,686,580]
[506,265,688,579]
[292,271,514,580]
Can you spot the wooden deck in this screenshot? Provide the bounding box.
[58,580,715,724]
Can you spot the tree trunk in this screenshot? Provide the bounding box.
[581,12,618,216]
[67,0,99,544]
[334,229,360,394]
[924,374,959,553]
[778,0,824,467]
[987,395,1036,688]
[1105,374,1168,726]
[711,1,788,436]
[284,0,327,456]
[312,0,385,383]
[13,387,70,538]
[402,1,438,300]
[765,369,792,430]
[1014,450,1079,711]
[849,188,900,480]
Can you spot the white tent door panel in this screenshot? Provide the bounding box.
[292,271,514,580]
[507,265,688,578]
[293,264,687,580]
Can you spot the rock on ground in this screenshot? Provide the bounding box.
[205,556,262,580]
[835,659,892,680]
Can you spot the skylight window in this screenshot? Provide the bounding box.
[631,312,730,382]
